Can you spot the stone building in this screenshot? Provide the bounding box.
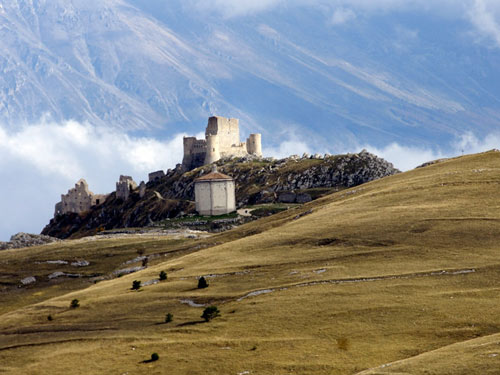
[194,166,236,216]
[116,175,137,200]
[182,116,262,171]
[54,179,107,216]
[138,181,146,198]
[148,170,165,182]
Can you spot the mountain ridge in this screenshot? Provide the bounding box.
[1,1,500,150]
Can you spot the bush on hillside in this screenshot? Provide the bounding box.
[151,353,159,361]
[132,280,141,290]
[197,276,208,289]
[165,313,173,323]
[70,299,80,308]
[159,271,167,281]
[201,306,220,322]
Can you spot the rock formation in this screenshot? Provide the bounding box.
[42,150,399,239]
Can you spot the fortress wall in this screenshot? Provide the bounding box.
[220,143,248,158]
[148,170,165,182]
[92,194,108,206]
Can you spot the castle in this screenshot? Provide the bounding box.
[54,115,257,218]
[182,116,262,171]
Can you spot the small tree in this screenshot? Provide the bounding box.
[159,271,167,281]
[70,299,80,309]
[151,353,159,361]
[165,313,173,323]
[201,306,220,322]
[197,276,208,289]
[132,280,141,290]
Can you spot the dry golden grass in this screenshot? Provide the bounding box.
[1,151,500,374]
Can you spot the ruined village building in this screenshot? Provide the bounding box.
[194,166,236,216]
[54,179,107,216]
[182,116,262,171]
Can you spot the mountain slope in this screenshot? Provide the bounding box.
[1,151,500,374]
[1,1,500,149]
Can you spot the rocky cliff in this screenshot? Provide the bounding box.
[42,151,399,239]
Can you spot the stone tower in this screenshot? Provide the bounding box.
[246,133,262,156]
[205,134,221,165]
[182,116,263,171]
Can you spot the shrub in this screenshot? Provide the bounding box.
[201,306,220,322]
[151,353,159,361]
[142,257,149,267]
[137,249,145,256]
[165,313,173,323]
[197,276,208,289]
[132,280,141,290]
[159,271,167,281]
[70,299,80,309]
[47,315,53,321]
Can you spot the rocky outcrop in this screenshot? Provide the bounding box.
[0,233,61,250]
[42,150,399,239]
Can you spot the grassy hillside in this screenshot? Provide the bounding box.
[1,151,500,374]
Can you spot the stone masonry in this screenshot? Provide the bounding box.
[116,175,137,200]
[182,116,262,171]
[54,179,107,216]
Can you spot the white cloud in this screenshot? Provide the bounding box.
[265,130,500,172]
[362,132,500,171]
[360,143,446,171]
[0,120,185,241]
[331,8,356,25]
[468,0,500,47]
[264,138,313,159]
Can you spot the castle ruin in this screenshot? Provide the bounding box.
[182,116,262,171]
[116,175,137,200]
[54,179,108,216]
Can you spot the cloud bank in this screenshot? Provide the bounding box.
[1,118,498,242]
[0,120,185,241]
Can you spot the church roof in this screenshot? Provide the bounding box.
[195,168,233,182]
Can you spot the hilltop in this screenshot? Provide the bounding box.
[1,151,500,374]
[42,150,398,239]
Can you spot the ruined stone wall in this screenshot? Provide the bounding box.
[148,170,165,182]
[182,137,207,171]
[55,179,107,216]
[116,175,137,200]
